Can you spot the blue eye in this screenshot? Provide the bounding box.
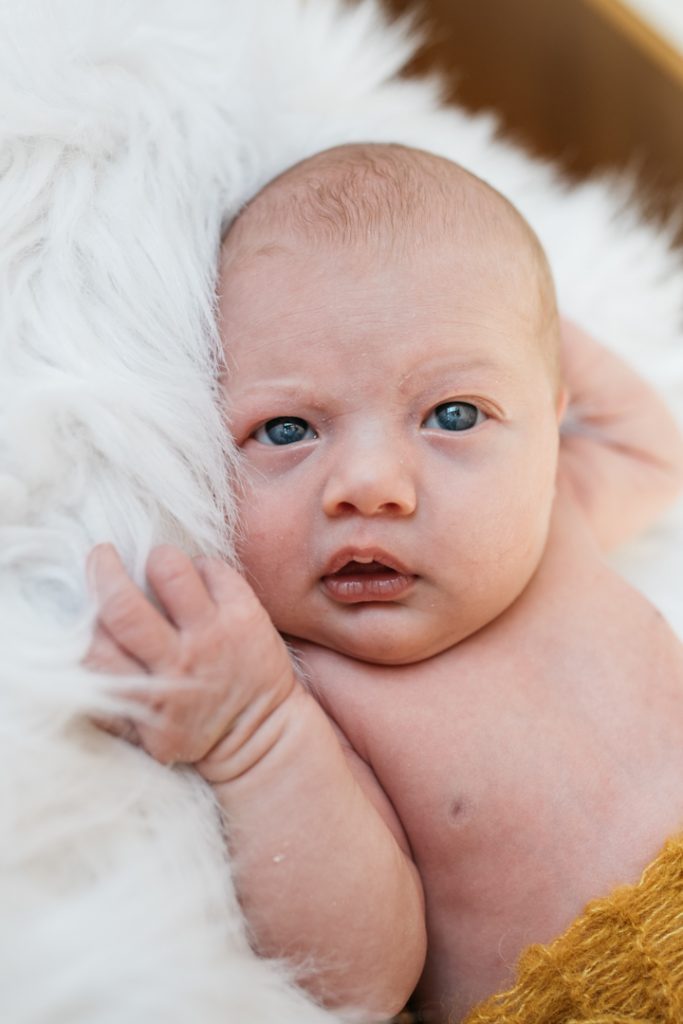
[424,402,483,432]
[253,417,316,445]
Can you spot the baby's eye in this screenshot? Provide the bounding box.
[423,401,485,432]
[253,417,316,446]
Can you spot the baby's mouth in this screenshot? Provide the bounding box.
[336,559,396,575]
[321,555,417,603]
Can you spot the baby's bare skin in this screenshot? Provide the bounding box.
[87,146,683,1022]
[295,475,683,1019]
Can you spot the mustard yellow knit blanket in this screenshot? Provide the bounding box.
[463,834,683,1023]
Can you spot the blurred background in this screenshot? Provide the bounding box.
[386,0,683,246]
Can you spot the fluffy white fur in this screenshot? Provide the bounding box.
[1,1,682,1021]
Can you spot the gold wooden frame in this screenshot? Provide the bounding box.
[587,0,683,88]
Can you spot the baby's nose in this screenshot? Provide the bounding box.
[322,441,417,518]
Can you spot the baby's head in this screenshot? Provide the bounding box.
[219,143,566,664]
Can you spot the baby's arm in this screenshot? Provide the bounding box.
[557,318,683,550]
[87,544,426,1019]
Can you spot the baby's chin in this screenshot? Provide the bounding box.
[286,621,478,667]
[273,576,539,666]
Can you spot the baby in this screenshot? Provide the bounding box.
[88,144,683,1022]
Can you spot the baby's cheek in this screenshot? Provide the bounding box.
[496,474,555,591]
[443,461,550,600]
[235,500,300,607]
[237,522,283,580]
[236,548,283,627]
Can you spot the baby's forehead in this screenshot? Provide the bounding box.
[220,144,559,384]
[224,144,533,260]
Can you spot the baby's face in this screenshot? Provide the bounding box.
[220,226,563,665]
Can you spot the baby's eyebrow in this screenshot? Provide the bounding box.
[397,356,517,394]
[238,380,311,398]
[232,380,328,411]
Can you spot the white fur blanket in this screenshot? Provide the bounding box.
[2,2,682,1021]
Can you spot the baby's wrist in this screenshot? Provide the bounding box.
[195,670,303,786]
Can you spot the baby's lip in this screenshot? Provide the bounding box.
[322,547,413,578]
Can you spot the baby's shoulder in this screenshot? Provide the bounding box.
[292,640,443,751]
[293,639,422,709]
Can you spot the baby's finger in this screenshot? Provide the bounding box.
[84,625,146,749]
[89,544,179,672]
[84,623,144,675]
[193,555,257,611]
[91,712,142,748]
[146,545,216,630]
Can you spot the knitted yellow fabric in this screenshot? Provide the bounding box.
[462,834,683,1024]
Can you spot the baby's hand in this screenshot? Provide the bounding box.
[86,544,296,782]
[558,317,683,549]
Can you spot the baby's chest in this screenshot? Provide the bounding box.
[356,671,683,1007]
[355,674,601,851]
[325,655,581,845]
[323,638,683,879]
